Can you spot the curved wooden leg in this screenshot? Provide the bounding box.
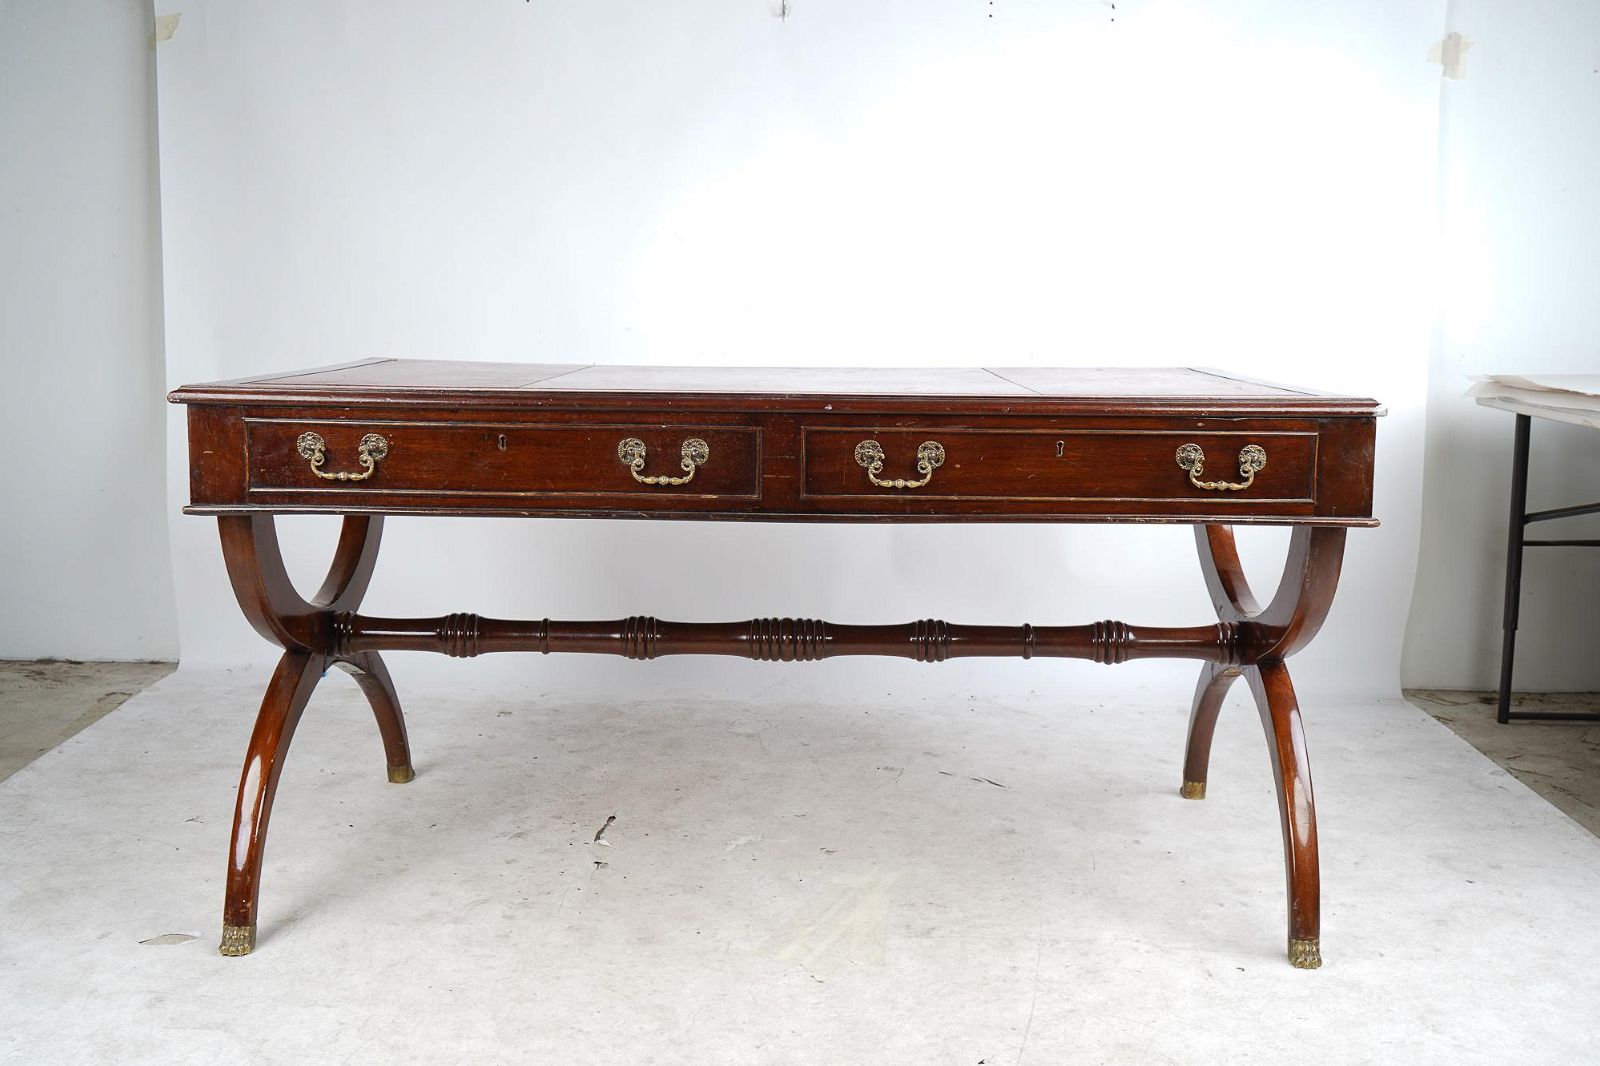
[1180,663,1239,799]
[221,651,326,955]
[1182,525,1255,798]
[312,515,385,608]
[216,514,412,956]
[1194,523,1262,622]
[1188,524,1341,967]
[334,651,414,784]
[1247,661,1321,969]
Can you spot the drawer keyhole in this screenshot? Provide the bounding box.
[1055,440,1065,458]
[497,434,508,452]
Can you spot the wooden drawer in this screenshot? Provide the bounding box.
[802,427,1317,505]
[245,419,762,500]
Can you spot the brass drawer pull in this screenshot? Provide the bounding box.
[617,437,710,486]
[854,439,945,489]
[1176,443,1266,491]
[296,431,389,482]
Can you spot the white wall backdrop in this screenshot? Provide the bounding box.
[1402,0,1600,691]
[0,0,177,661]
[155,0,1444,702]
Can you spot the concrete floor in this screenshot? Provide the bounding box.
[2,667,1599,1063]
[7,663,1594,842]
[0,660,175,782]
[1407,689,1600,837]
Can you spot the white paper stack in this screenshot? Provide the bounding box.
[1471,374,1600,430]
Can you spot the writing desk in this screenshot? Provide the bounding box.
[170,361,1380,967]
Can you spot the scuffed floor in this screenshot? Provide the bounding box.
[0,660,175,782]
[1,669,1598,1064]
[1409,689,1600,837]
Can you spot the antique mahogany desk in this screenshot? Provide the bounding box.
[170,360,1379,968]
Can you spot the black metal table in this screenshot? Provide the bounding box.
[1485,394,1600,723]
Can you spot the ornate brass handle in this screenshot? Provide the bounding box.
[617,437,710,486]
[854,439,946,489]
[1175,443,1266,491]
[296,431,389,482]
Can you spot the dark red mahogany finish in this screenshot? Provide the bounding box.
[170,360,1380,967]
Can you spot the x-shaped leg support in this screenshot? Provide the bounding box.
[215,515,412,956]
[1182,524,1346,969]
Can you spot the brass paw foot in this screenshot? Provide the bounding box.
[1288,936,1321,969]
[219,923,256,956]
[1180,780,1206,800]
[387,764,416,784]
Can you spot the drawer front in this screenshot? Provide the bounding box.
[802,427,1317,505]
[246,419,761,500]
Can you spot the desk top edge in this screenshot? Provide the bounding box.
[178,503,1381,527]
[169,360,1383,416]
[1476,393,1600,430]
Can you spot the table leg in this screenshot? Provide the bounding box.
[207,512,1346,967]
[215,515,412,956]
[1181,663,1239,800]
[1497,413,1531,724]
[1246,661,1321,969]
[333,652,414,783]
[221,650,325,956]
[1186,524,1345,968]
